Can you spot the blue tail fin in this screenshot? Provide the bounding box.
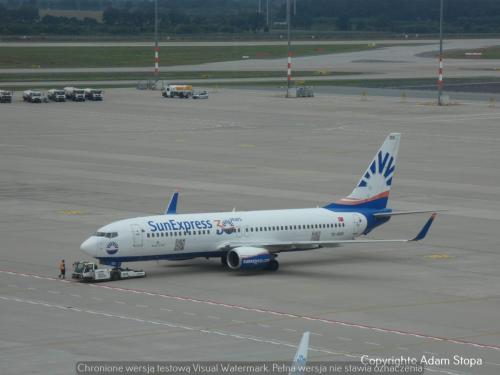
[325,133,401,211]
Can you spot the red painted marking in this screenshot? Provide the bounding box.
[2,268,499,352]
[337,191,390,205]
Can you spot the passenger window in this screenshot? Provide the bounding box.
[147,233,150,238]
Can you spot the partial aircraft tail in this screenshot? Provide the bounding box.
[326,133,401,211]
[288,332,310,375]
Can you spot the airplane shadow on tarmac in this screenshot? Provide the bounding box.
[142,250,409,281]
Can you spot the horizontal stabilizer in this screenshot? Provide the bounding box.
[373,209,445,218]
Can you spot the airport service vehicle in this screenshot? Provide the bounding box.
[193,90,209,99]
[47,89,66,102]
[0,90,13,103]
[64,87,85,101]
[162,84,193,98]
[80,133,437,273]
[23,90,43,103]
[71,261,145,282]
[84,88,103,101]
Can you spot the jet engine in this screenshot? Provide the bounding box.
[226,247,274,270]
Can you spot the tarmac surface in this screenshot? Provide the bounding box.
[1,88,500,375]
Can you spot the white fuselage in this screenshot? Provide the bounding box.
[80,208,368,263]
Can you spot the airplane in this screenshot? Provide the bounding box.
[80,133,437,272]
[289,332,310,375]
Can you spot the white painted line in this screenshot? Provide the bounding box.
[337,336,352,341]
[258,323,271,328]
[365,341,380,346]
[310,332,323,337]
[206,315,220,320]
[160,307,172,312]
[136,304,149,308]
[232,320,245,324]
[114,300,126,305]
[283,328,297,332]
[27,287,36,291]
[485,362,500,366]
[69,294,82,298]
[184,312,196,316]
[2,269,500,353]
[47,290,60,295]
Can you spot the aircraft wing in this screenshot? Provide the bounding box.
[220,213,437,252]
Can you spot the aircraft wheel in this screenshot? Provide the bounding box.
[221,255,228,268]
[110,270,120,281]
[266,260,279,272]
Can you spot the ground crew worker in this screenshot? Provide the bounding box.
[59,259,66,279]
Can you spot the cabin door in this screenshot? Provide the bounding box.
[131,224,143,247]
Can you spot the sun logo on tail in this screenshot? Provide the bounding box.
[358,151,395,188]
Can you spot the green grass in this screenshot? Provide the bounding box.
[0,44,379,68]
[203,76,500,89]
[445,46,500,59]
[0,70,356,83]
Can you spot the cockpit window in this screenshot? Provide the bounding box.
[94,232,118,238]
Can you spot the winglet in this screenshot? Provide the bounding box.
[288,332,310,375]
[165,191,179,215]
[411,213,437,241]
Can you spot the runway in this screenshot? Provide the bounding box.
[1,88,499,374]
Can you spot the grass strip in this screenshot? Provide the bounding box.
[0,44,378,68]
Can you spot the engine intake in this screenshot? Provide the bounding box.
[226,247,272,270]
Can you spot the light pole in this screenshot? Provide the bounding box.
[154,0,159,81]
[438,0,444,105]
[286,0,292,98]
[266,0,270,27]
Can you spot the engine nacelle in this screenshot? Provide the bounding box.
[226,247,272,270]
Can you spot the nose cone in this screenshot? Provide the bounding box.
[80,237,97,256]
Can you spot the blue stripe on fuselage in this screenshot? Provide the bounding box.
[323,205,392,234]
[96,251,225,263]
